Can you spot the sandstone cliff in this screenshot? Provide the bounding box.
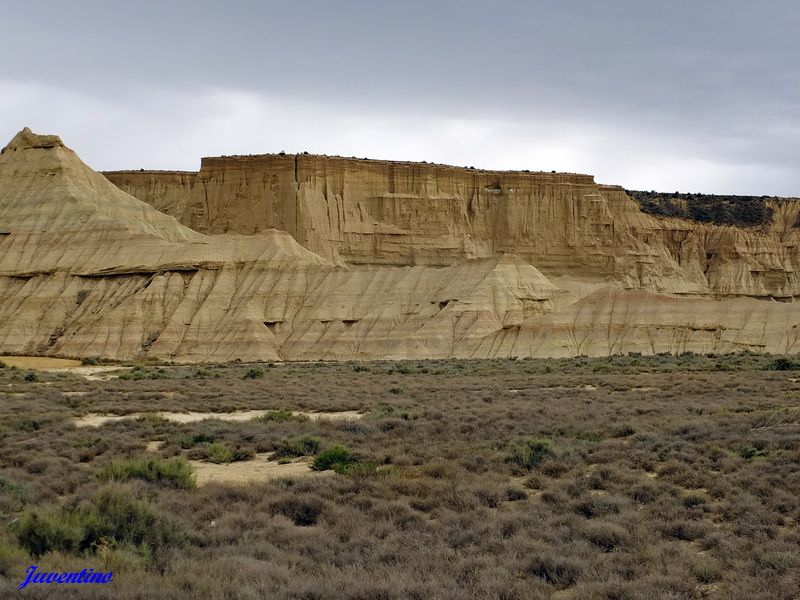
[0,128,797,364]
[105,156,800,299]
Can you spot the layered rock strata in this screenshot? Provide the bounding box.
[0,128,796,363]
[106,156,800,299]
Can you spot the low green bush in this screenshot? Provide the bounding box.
[278,435,323,458]
[14,486,186,558]
[507,439,552,471]
[255,410,302,423]
[97,457,195,489]
[312,445,352,471]
[740,446,768,460]
[769,357,796,371]
[243,368,264,379]
[178,432,215,449]
[205,442,234,464]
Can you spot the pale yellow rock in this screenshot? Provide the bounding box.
[1,128,798,363]
[106,157,800,299]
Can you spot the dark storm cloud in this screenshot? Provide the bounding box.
[1,0,798,194]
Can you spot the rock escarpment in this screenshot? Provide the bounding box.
[0,128,797,364]
[106,156,800,300]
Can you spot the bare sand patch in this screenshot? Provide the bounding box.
[0,357,133,380]
[0,356,81,369]
[73,409,364,428]
[145,441,165,452]
[190,455,333,486]
[305,410,362,421]
[48,366,132,381]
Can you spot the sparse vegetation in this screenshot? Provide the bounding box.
[254,409,302,423]
[0,355,798,597]
[311,445,352,471]
[97,458,195,488]
[243,368,264,379]
[627,189,778,227]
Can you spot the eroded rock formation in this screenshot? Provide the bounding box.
[106,155,800,299]
[0,128,797,363]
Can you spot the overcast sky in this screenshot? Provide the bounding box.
[1,1,798,195]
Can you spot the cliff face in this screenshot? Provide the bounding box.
[105,156,800,299]
[1,128,797,364]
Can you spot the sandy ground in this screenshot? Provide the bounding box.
[73,409,364,428]
[190,455,333,486]
[43,366,132,380]
[0,356,82,369]
[0,356,131,380]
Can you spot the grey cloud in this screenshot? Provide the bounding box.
[1,0,797,195]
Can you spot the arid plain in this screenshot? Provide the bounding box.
[1,128,799,599]
[1,355,799,598]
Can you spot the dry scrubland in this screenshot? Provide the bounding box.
[0,354,799,599]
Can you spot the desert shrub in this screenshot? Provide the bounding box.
[507,439,552,471]
[629,483,659,504]
[757,551,796,573]
[527,554,582,588]
[740,446,768,460]
[337,461,391,478]
[119,367,167,380]
[0,475,30,506]
[683,493,708,508]
[768,357,796,371]
[255,409,301,423]
[278,435,323,458]
[610,424,636,438]
[0,535,27,577]
[584,522,628,551]
[574,496,621,518]
[243,368,264,379]
[269,494,327,526]
[662,520,708,541]
[692,559,721,583]
[14,486,185,558]
[504,486,527,501]
[97,457,195,489]
[368,405,410,420]
[24,371,38,382]
[575,431,602,442]
[205,443,234,464]
[0,360,5,368]
[178,432,215,448]
[311,445,352,471]
[14,508,83,558]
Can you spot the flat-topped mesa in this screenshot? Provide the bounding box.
[107,153,651,274]
[103,151,800,300]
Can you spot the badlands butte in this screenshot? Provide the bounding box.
[1,127,799,363]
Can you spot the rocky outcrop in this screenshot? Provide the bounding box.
[105,155,800,299]
[1,128,797,363]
